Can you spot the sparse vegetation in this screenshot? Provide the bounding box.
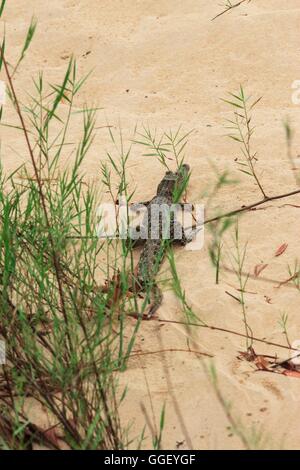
[1,0,300,451]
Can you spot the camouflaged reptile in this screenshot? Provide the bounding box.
[130,164,192,318]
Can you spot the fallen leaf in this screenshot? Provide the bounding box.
[238,348,276,372]
[282,369,300,378]
[254,263,268,277]
[254,355,270,371]
[238,347,257,362]
[275,243,288,257]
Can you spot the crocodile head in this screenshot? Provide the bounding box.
[156,164,190,198]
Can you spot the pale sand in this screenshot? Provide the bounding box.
[2,0,300,449]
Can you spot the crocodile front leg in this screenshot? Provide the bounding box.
[170,220,194,246]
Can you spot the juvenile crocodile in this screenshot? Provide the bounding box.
[130,164,192,318]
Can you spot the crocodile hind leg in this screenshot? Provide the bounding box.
[129,282,162,320]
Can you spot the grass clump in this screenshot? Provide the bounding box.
[0,4,147,449]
